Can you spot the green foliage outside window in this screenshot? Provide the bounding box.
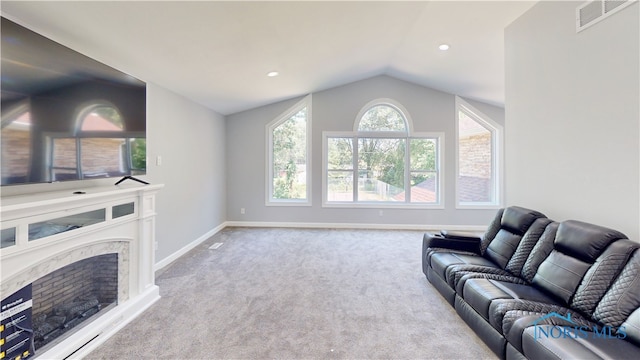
[272,108,307,199]
[327,103,439,203]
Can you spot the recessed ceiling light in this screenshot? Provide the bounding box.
[267,71,279,77]
[438,44,450,51]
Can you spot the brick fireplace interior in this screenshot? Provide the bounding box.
[31,253,118,352]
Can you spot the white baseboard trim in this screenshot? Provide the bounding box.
[154,223,227,272]
[224,221,486,232]
[154,221,486,271]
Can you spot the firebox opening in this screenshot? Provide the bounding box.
[31,253,118,354]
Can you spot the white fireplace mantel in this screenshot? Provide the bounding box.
[1,183,163,359]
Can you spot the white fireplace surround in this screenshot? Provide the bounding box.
[1,183,163,359]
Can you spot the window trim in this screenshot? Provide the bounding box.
[353,98,414,133]
[322,99,444,209]
[265,95,312,206]
[455,96,504,209]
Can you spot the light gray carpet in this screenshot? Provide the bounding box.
[85,227,496,359]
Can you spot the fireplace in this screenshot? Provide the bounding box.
[1,184,162,359]
[31,253,118,351]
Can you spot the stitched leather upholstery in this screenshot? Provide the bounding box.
[571,239,638,315]
[422,206,547,306]
[448,218,554,291]
[520,222,559,282]
[592,250,640,329]
[421,206,640,359]
[531,220,626,304]
[555,220,627,263]
[480,208,506,254]
[622,308,640,347]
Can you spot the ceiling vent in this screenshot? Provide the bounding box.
[576,0,637,32]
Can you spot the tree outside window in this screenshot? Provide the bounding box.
[267,96,311,205]
[325,100,442,205]
[272,108,307,200]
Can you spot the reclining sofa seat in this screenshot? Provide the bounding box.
[423,206,547,305]
[448,218,554,295]
[456,220,632,357]
[505,247,640,359]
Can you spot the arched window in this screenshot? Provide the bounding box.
[50,102,145,180]
[324,99,442,206]
[357,104,407,132]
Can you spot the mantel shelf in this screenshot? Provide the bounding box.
[1,183,164,214]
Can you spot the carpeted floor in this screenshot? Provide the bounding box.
[85,227,496,359]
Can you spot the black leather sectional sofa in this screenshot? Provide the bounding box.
[422,206,640,359]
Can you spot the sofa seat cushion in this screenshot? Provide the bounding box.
[521,326,640,359]
[463,278,558,324]
[455,271,526,295]
[430,252,498,280]
[503,310,599,353]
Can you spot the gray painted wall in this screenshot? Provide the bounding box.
[146,84,227,263]
[226,75,504,227]
[505,2,639,239]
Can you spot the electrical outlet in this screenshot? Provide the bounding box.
[240,208,245,214]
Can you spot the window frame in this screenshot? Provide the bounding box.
[323,99,444,209]
[265,95,312,206]
[455,96,504,209]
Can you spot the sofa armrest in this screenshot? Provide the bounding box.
[423,231,482,254]
[440,230,483,241]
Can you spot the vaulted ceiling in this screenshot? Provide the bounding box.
[1,1,536,115]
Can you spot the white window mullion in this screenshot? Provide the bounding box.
[323,99,443,208]
[405,139,411,203]
[353,137,359,202]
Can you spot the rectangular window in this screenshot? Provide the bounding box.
[409,138,438,203]
[324,133,442,207]
[327,137,354,202]
[357,138,405,202]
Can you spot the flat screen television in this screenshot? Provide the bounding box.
[1,17,146,186]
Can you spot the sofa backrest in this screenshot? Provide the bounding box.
[592,249,640,333]
[482,206,546,268]
[519,222,559,283]
[531,220,627,305]
[503,218,554,276]
[481,208,505,252]
[570,239,638,315]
